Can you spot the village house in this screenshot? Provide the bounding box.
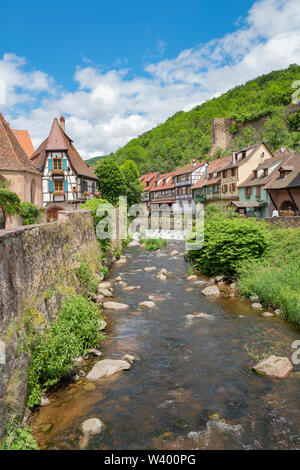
[31,115,98,221]
[140,171,159,206]
[0,112,42,229]
[264,150,300,216]
[149,171,176,211]
[218,142,274,209]
[237,151,291,217]
[192,155,231,209]
[171,160,207,212]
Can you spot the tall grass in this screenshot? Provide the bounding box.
[143,238,167,251]
[238,226,300,324]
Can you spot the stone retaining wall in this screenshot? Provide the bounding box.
[0,210,102,437]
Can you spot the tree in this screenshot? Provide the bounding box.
[120,160,143,207]
[0,180,21,223]
[94,158,126,206]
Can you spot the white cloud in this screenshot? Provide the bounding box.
[1,0,300,159]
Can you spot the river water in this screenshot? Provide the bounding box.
[31,242,300,450]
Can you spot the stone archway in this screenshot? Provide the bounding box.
[46,205,64,223]
[280,200,297,213]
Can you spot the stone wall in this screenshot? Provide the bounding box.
[210,118,232,156]
[263,216,300,228]
[0,210,102,436]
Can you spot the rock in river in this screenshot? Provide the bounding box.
[252,303,263,310]
[103,301,129,310]
[139,301,156,308]
[98,288,113,297]
[187,275,198,281]
[123,285,141,292]
[81,418,104,435]
[87,359,132,380]
[253,355,293,378]
[201,286,220,296]
[98,319,107,331]
[144,266,157,272]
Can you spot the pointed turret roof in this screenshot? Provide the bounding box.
[45,118,68,151]
[31,117,97,180]
[0,112,40,175]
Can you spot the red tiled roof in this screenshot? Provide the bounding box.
[172,161,205,177]
[149,172,175,192]
[31,118,97,180]
[191,155,231,189]
[140,172,159,191]
[239,155,289,188]
[12,129,34,157]
[0,112,40,175]
[264,152,300,190]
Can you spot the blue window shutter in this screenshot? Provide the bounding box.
[63,158,68,171]
[48,158,53,170]
[81,180,84,192]
[92,183,95,194]
[64,180,68,192]
[49,180,54,193]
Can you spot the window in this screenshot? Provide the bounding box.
[231,183,236,192]
[245,187,252,198]
[231,168,236,177]
[222,185,228,194]
[223,170,228,178]
[53,158,62,170]
[263,169,268,177]
[256,186,261,198]
[54,180,63,192]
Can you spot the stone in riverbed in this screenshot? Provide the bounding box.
[88,348,102,357]
[252,303,263,310]
[122,354,135,364]
[114,276,122,282]
[41,423,53,433]
[253,355,293,378]
[81,418,104,435]
[144,266,157,272]
[201,286,220,296]
[250,295,259,301]
[185,287,194,292]
[86,359,132,380]
[98,281,113,289]
[139,301,156,308]
[148,295,166,302]
[187,275,198,281]
[274,309,281,317]
[262,311,274,318]
[170,250,180,257]
[98,288,113,297]
[83,383,96,392]
[103,302,129,310]
[40,396,50,407]
[123,286,141,292]
[98,319,107,331]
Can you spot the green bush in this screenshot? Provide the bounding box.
[189,218,269,278]
[20,202,39,225]
[27,295,103,407]
[143,238,167,251]
[76,261,99,294]
[1,420,38,450]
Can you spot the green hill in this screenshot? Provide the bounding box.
[93,64,300,174]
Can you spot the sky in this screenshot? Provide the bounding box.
[0,0,300,159]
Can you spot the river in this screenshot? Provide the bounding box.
[31,241,300,450]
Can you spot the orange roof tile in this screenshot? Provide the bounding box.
[12,129,34,157]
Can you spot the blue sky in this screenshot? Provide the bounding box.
[0,0,300,159]
[1,1,253,88]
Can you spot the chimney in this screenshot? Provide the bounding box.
[192,159,197,166]
[60,114,65,132]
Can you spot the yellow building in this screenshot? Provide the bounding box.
[220,142,273,209]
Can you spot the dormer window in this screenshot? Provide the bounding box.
[253,170,258,179]
[279,170,285,179]
[263,169,268,177]
[242,151,246,159]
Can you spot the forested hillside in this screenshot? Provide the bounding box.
[87,64,300,174]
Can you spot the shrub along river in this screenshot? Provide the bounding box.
[31,242,300,450]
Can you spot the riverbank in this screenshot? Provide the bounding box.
[30,241,300,450]
[187,206,300,326]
